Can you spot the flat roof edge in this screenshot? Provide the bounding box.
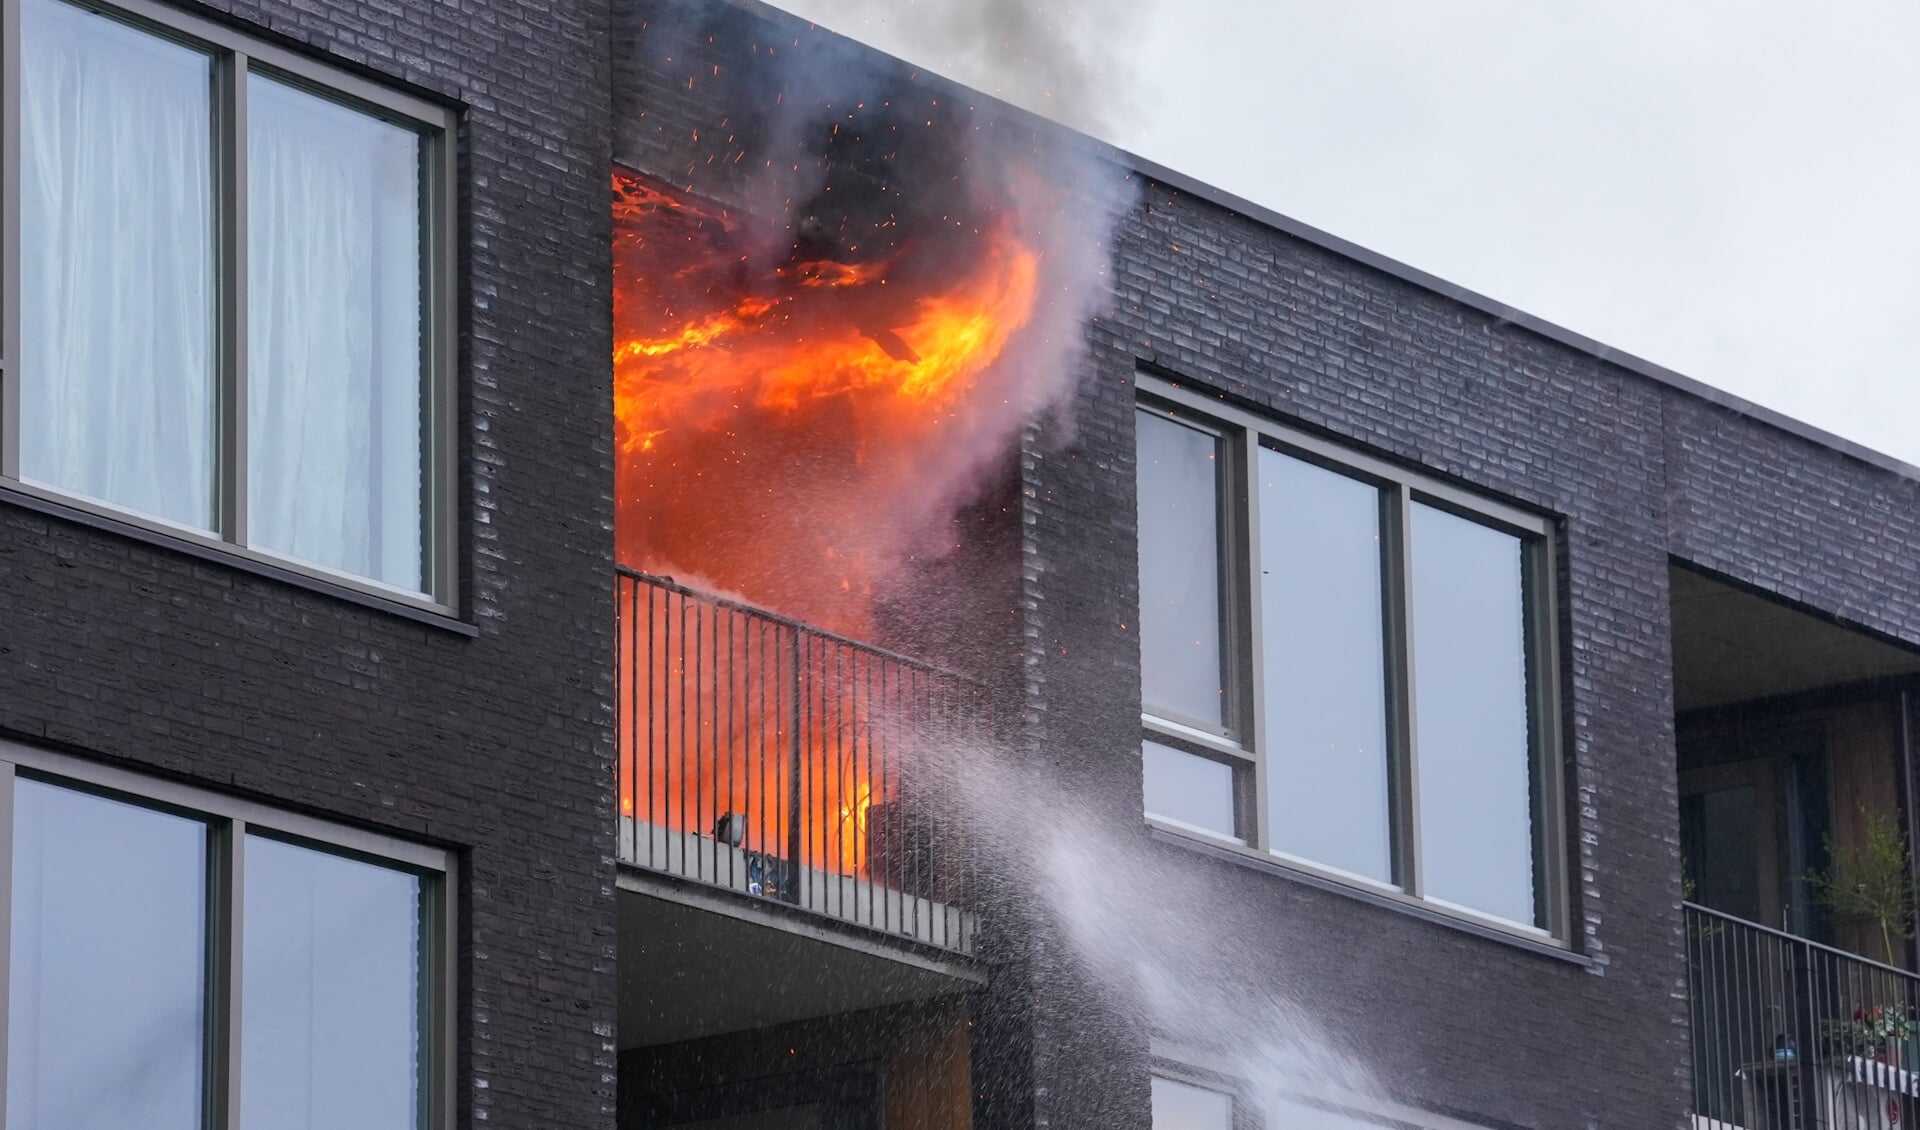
[686,0,1920,485]
[1121,154,1920,485]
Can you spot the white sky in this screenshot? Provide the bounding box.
[774,1,1920,468]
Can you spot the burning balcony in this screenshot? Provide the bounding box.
[607,158,1045,956]
[616,568,987,952]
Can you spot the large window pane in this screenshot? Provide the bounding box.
[1143,740,1238,840]
[8,779,208,1130]
[1137,410,1226,727]
[1151,1077,1234,1130]
[1409,503,1536,926]
[1259,450,1393,882]
[242,835,423,1130]
[249,76,425,590]
[20,0,215,528]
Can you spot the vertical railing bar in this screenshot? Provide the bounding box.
[643,578,651,869]
[868,654,881,932]
[1744,920,1754,1127]
[1748,922,1766,1128]
[816,636,828,912]
[1795,932,1814,1130]
[694,593,705,884]
[882,664,897,938]
[1685,908,1704,1123]
[1764,925,1779,1128]
[1719,913,1741,1127]
[851,644,862,919]
[832,640,845,915]
[933,673,945,949]
[759,617,768,887]
[843,645,855,921]
[726,605,736,890]
[787,627,803,905]
[891,666,905,933]
[678,591,689,882]
[910,665,925,941]
[620,577,631,866]
[649,583,659,870]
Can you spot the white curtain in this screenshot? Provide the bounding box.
[20,0,214,529]
[248,76,422,590]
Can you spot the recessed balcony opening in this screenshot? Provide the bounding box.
[607,88,1040,961]
[616,890,977,1130]
[1671,563,1920,1129]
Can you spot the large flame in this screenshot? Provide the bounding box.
[614,169,1039,633]
[612,167,1037,880]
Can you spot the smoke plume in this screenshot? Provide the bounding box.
[774,0,1148,139]
[612,0,1137,654]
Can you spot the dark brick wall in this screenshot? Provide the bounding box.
[597,2,1725,1127]
[1663,394,1920,643]
[1036,182,1690,1128]
[0,0,616,1126]
[1023,168,1920,1130]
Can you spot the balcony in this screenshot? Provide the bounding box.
[615,567,986,956]
[1673,565,1920,1128]
[1688,904,1919,1129]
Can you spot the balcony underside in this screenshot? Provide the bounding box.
[616,872,982,1051]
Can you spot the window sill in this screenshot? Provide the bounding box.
[0,484,477,637]
[1145,822,1591,968]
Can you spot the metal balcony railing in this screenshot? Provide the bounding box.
[1687,902,1920,1129]
[615,566,986,954]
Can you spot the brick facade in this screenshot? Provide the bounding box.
[8,0,1917,1126]
[0,0,618,1125]
[608,5,1920,1128]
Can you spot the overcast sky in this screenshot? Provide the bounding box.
[775,0,1920,469]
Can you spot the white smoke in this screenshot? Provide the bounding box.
[771,0,1149,139]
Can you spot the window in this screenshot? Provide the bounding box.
[1153,1060,1496,1130]
[1136,409,1230,729]
[1,0,457,605]
[1135,375,1565,939]
[1152,1075,1236,1130]
[0,743,453,1130]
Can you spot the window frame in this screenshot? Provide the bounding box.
[1137,372,1568,945]
[1151,1064,1263,1130]
[0,0,460,614]
[1152,1043,1508,1129]
[0,738,458,1130]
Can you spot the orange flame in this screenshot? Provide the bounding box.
[612,167,1035,881]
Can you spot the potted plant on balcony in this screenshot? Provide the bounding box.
[1808,807,1916,968]
[1823,1006,1915,1068]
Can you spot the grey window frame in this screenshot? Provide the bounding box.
[1149,1060,1250,1130]
[0,738,457,1130]
[0,0,460,613]
[1137,372,1569,945]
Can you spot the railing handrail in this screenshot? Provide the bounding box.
[615,564,985,689]
[1685,900,1920,982]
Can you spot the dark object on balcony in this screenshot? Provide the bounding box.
[715,811,746,849]
[745,849,794,901]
